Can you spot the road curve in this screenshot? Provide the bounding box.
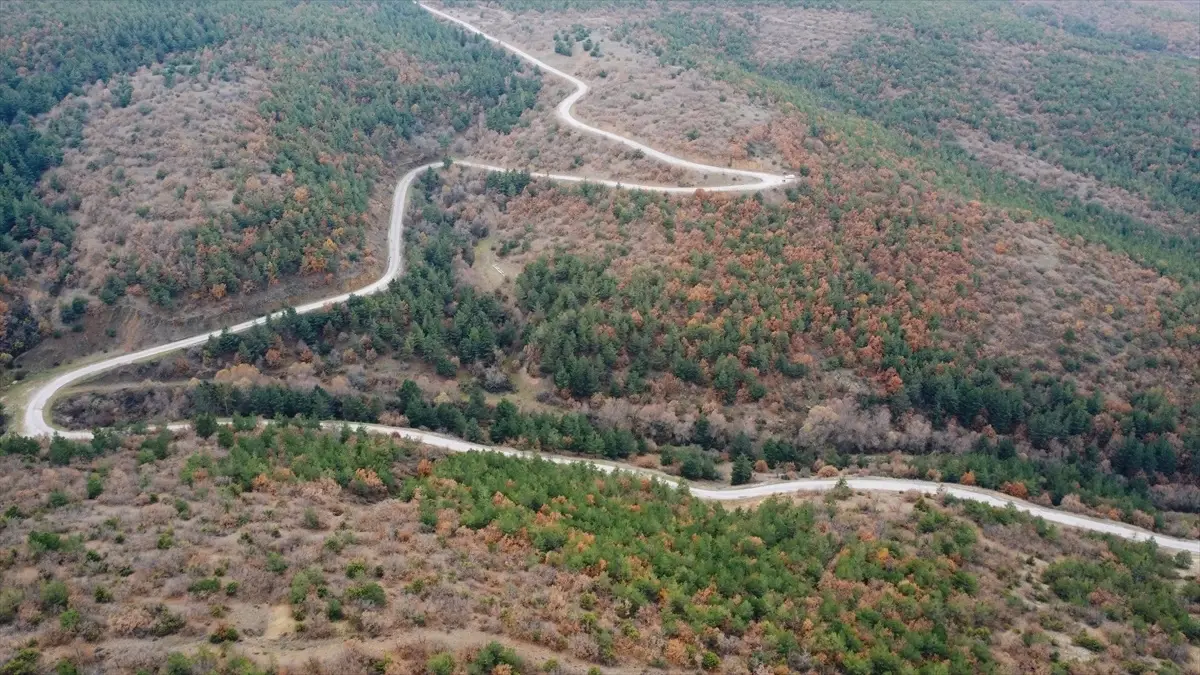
[15,4,1197,556]
[418,3,794,191]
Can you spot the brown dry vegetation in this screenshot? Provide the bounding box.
[438,3,790,174]
[461,78,703,187]
[953,125,1198,237]
[37,60,280,297]
[0,431,1195,673]
[1011,0,1200,58]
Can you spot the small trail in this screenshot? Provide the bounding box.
[13,3,1196,556]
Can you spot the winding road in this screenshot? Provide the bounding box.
[13,3,1197,555]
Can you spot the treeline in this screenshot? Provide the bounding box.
[187,378,645,462]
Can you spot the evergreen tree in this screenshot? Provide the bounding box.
[731,454,753,485]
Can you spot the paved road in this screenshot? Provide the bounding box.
[15,3,1197,556]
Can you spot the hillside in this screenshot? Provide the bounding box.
[2,1,1200,672]
[1,0,541,376]
[0,426,1196,673]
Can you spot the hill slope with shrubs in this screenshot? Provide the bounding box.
[0,424,1196,673]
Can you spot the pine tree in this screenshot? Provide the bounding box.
[731,455,753,486]
[194,413,218,439]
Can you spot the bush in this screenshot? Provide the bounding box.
[93,586,112,603]
[188,578,221,597]
[0,649,41,675]
[427,653,455,675]
[289,568,325,605]
[679,448,718,481]
[47,490,69,508]
[86,474,103,499]
[701,651,721,671]
[345,582,387,607]
[48,435,83,465]
[59,609,81,630]
[0,436,40,456]
[209,624,239,643]
[194,413,218,439]
[346,559,368,579]
[0,588,23,624]
[302,507,321,530]
[28,531,65,554]
[150,606,186,636]
[1073,632,1105,652]
[40,580,69,612]
[266,552,288,574]
[164,653,191,675]
[469,642,521,675]
[326,598,344,621]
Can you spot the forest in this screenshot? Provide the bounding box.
[65,152,1190,533]
[93,2,541,309]
[0,0,541,363]
[0,1,240,356]
[4,0,1199,672]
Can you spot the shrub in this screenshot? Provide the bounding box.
[266,552,288,574]
[28,531,64,554]
[188,578,222,597]
[701,652,721,671]
[86,474,103,500]
[47,490,69,508]
[345,582,387,607]
[225,581,239,597]
[302,507,321,530]
[326,598,343,621]
[0,436,40,456]
[0,588,23,624]
[150,606,186,636]
[164,653,192,675]
[469,642,521,675]
[678,448,718,481]
[579,592,597,610]
[731,454,753,485]
[40,580,70,612]
[1073,632,1105,652]
[93,586,112,603]
[0,649,41,675]
[194,413,218,439]
[209,624,239,643]
[346,559,368,579]
[427,653,454,675]
[59,609,81,630]
[289,568,325,605]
